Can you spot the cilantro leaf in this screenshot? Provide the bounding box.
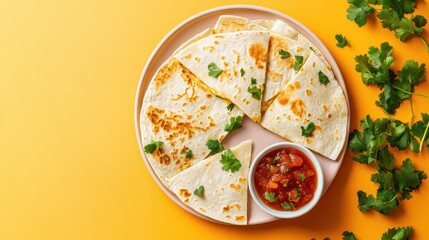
[373,189,398,215]
[387,120,411,150]
[251,78,257,85]
[279,49,291,59]
[335,34,349,48]
[240,68,245,77]
[357,191,375,212]
[193,186,204,197]
[264,191,276,203]
[318,71,330,85]
[342,231,357,240]
[220,149,241,172]
[298,173,306,181]
[281,201,293,210]
[224,116,243,132]
[293,55,304,70]
[208,62,223,78]
[394,158,427,195]
[413,15,427,28]
[411,113,429,151]
[301,122,316,137]
[206,139,224,155]
[247,85,262,100]
[346,0,375,27]
[144,141,164,154]
[226,103,235,112]
[185,149,193,159]
[355,42,394,85]
[381,226,413,240]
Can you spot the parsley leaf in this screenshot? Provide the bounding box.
[318,71,330,85]
[335,34,349,48]
[240,68,245,77]
[193,186,204,197]
[264,191,276,203]
[185,149,193,159]
[144,141,163,154]
[208,62,223,78]
[224,116,243,132]
[381,226,413,240]
[220,149,241,172]
[206,139,224,155]
[279,49,291,59]
[301,122,316,137]
[346,0,375,27]
[247,85,262,100]
[342,231,357,240]
[226,103,235,112]
[293,55,304,70]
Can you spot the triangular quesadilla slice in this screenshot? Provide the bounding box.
[261,52,348,160]
[175,30,270,122]
[168,140,252,225]
[213,15,312,110]
[140,58,244,185]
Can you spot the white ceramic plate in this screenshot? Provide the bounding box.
[134,5,350,225]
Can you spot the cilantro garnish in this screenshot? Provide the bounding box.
[355,42,426,115]
[185,149,193,159]
[226,103,235,112]
[144,141,163,154]
[342,231,357,240]
[318,71,330,85]
[240,68,245,77]
[251,78,257,85]
[208,62,223,78]
[293,55,304,70]
[263,191,276,203]
[279,49,291,59]
[301,122,316,137]
[193,186,204,197]
[224,116,243,132]
[281,201,293,210]
[381,226,413,240]
[206,139,224,155]
[247,85,262,100]
[298,173,306,181]
[349,115,427,215]
[220,149,241,172]
[346,0,429,51]
[335,34,349,48]
[272,154,280,165]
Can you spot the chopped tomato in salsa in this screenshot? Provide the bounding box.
[254,147,318,211]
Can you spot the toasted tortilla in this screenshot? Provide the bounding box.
[260,52,348,160]
[175,30,269,122]
[140,58,244,185]
[168,140,252,225]
[213,16,312,106]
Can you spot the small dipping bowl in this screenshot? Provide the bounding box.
[248,142,324,218]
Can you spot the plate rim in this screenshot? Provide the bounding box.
[134,4,350,225]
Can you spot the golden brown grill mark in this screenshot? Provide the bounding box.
[290,99,305,117]
[222,203,241,212]
[249,42,268,69]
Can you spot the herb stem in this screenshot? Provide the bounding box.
[385,195,398,204]
[392,85,429,98]
[409,97,414,124]
[419,37,429,52]
[419,121,429,152]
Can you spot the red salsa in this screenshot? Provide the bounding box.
[254,147,317,211]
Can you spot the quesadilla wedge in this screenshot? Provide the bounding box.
[174,30,270,122]
[260,52,348,160]
[213,15,312,108]
[168,140,252,225]
[140,58,244,185]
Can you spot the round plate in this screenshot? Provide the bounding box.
[134,5,350,225]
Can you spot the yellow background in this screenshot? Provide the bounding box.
[1,0,429,239]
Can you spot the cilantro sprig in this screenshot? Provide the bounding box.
[264,191,276,203]
[349,115,427,215]
[224,116,243,132]
[301,122,316,137]
[193,186,204,197]
[206,139,224,155]
[381,226,412,240]
[335,34,349,48]
[144,141,164,154]
[220,149,241,172]
[355,42,427,116]
[208,62,223,78]
[346,0,429,51]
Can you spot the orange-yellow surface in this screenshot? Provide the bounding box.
[1,0,429,239]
